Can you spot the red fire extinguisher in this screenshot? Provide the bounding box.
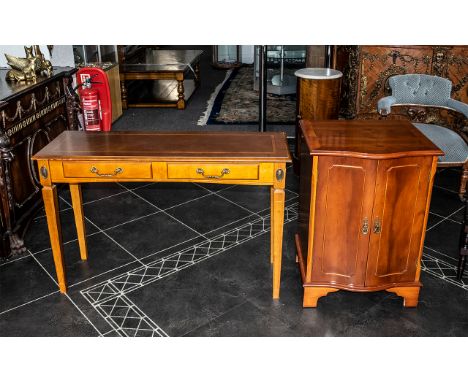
[80,80,101,131]
[76,67,112,132]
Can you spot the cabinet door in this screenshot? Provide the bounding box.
[309,156,377,286]
[365,157,433,286]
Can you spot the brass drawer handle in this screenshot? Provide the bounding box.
[373,218,382,234]
[361,217,369,235]
[196,168,230,179]
[90,166,123,177]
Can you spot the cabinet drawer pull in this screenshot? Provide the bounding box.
[373,218,382,234]
[361,217,369,235]
[90,166,123,177]
[196,167,230,179]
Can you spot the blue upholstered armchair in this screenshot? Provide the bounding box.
[377,74,468,199]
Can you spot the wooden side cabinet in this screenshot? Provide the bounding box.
[295,119,443,307]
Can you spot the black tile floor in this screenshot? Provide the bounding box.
[0,166,467,336]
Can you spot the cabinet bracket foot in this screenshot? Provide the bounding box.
[303,287,339,308]
[386,286,420,307]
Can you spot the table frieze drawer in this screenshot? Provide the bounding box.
[167,163,259,180]
[62,161,152,179]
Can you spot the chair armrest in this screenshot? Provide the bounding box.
[447,99,468,119]
[377,96,397,115]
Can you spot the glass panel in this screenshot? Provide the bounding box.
[254,45,306,96]
[73,45,85,66]
[121,49,203,73]
[216,45,238,64]
[99,45,117,63]
[84,45,99,63]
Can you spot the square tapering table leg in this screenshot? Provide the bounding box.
[271,187,285,299]
[270,187,275,264]
[42,185,67,293]
[70,184,88,261]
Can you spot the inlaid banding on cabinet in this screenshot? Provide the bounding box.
[320,164,366,278]
[374,163,422,277]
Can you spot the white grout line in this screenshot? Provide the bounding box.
[131,187,214,212]
[426,206,464,232]
[78,205,299,335]
[433,184,459,194]
[181,300,249,337]
[98,210,163,233]
[193,182,238,193]
[34,189,132,220]
[193,182,264,218]
[423,245,460,263]
[201,213,263,237]
[285,188,299,196]
[68,260,139,288]
[68,236,207,289]
[0,253,32,267]
[212,192,263,219]
[160,210,210,241]
[119,183,210,241]
[29,251,104,336]
[117,182,153,191]
[0,290,59,317]
[428,211,463,224]
[123,236,207,266]
[58,191,147,266]
[85,217,147,266]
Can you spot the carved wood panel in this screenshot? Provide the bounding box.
[358,46,433,115]
[335,45,468,119]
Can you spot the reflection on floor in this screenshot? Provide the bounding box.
[0,167,467,336]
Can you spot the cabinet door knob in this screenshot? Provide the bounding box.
[361,217,369,235]
[373,218,382,234]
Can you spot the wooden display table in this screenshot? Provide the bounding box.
[33,131,291,298]
[295,119,443,307]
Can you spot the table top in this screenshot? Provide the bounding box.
[300,119,443,159]
[33,131,292,163]
[121,49,203,73]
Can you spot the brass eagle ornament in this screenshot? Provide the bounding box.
[5,45,53,82]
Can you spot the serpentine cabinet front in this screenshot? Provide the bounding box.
[295,120,441,308]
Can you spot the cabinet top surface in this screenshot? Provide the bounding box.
[0,67,76,102]
[33,131,292,162]
[300,119,443,159]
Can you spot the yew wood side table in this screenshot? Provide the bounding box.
[296,119,443,308]
[33,131,291,298]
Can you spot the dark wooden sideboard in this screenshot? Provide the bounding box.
[0,67,78,259]
[334,45,468,119]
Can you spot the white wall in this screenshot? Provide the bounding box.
[0,45,74,68]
